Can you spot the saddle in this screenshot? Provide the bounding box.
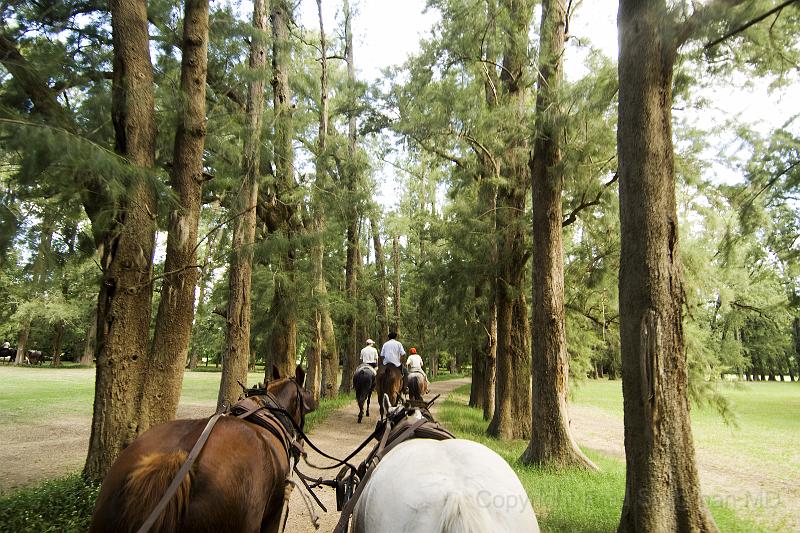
[333,406,454,533]
[355,363,377,376]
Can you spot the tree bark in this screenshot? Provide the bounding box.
[371,216,389,346]
[617,0,718,529]
[487,0,533,440]
[522,0,595,469]
[84,0,157,482]
[138,0,209,432]
[267,0,298,382]
[217,0,267,408]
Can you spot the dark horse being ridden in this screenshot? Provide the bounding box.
[90,365,316,533]
[352,364,376,423]
[375,364,404,420]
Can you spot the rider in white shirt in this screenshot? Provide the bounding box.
[406,347,428,390]
[380,332,408,385]
[360,339,379,369]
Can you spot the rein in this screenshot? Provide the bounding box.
[135,378,314,533]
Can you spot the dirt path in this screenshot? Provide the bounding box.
[283,377,470,533]
[570,405,799,532]
[0,400,218,494]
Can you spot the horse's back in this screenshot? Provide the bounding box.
[91,417,286,533]
[354,438,539,533]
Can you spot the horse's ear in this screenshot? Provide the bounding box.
[295,365,306,387]
[272,365,281,380]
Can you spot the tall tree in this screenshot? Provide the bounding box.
[371,215,389,345]
[85,0,158,481]
[392,233,401,335]
[217,0,268,408]
[615,0,743,529]
[487,0,534,440]
[522,0,595,469]
[138,0,210,430]
[266,0,298,381]
[340,0,360,393]
[312,0,339,400]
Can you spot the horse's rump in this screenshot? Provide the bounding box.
[407,372,427,400]
[120,450,192,532]
[352,438,539,533]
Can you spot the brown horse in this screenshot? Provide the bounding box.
[407,371,428,401]
[375,364,404,419]
[90,366,316,533]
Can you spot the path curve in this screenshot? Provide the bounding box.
[284,377,470,533]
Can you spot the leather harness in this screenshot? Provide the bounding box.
[136,383,306,533]
[332,405,455,533]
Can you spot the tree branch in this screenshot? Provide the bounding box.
[704,0,799,49]
[673,0,749,51]
[562,172,618,227]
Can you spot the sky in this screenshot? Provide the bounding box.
[295,0,800,207]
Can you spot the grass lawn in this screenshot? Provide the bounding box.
[438,384,775,533]
[0,366,267,428]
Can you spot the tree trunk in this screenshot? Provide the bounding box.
[51,322,65,366]
[486,0,533,441]
[81,309,97,366]
[84,0,158,482]
[371,216,389,345]
[522,0,594,469]
[266,0,298,381]
[617,0,718,529]
[138,0,209,432]
[340,0,359,393]
[217,0,267,408]
[310,0,339,401]
[392,234,401,335]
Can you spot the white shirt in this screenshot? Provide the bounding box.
[360,345,378,364]
[380,339,406,366]
[406,354,423,372]
[2,342,9,349]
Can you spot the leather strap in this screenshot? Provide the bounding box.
[136,412,225,533]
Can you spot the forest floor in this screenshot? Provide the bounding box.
[283,376,471,533]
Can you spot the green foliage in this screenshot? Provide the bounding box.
[0,474,100,533]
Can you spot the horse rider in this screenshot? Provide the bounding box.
[360,339,379,369]
[2,339,9,350]
[406,347,428,386]
[380,331,408,386]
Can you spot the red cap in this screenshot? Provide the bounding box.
[410,347,417,354]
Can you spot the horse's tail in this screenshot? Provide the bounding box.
[438,491,495,533]
[121,451,192,532]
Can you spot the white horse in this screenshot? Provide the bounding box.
[352,438,540,533]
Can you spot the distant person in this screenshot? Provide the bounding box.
[360,339,379,368]
[380,331,408,384]
[2,339,9,349]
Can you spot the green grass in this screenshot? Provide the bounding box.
[0,474,100,533]
[437,384,770,533]
[0,366,267,427]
